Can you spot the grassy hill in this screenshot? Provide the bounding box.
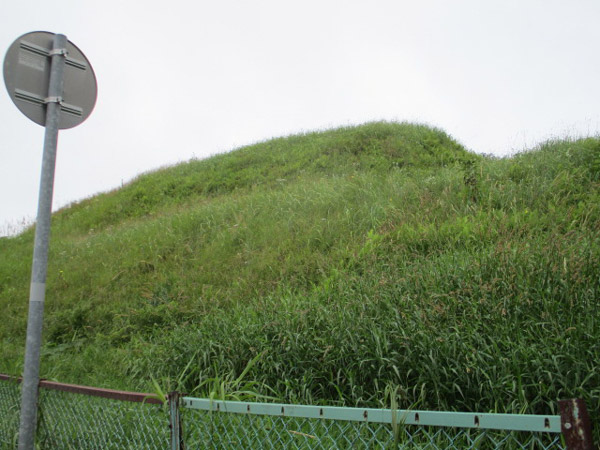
[0,122,598,421]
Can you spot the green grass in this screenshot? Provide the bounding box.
[0,122,598,434]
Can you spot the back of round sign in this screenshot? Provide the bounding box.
[3,31,97,129]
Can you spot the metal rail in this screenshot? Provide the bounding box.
[183,397,561,433]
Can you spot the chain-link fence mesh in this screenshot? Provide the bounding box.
[181,407,565,450]
[36,388,169,449]
[0,378,20,449]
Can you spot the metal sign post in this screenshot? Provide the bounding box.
[18,33,66,450]
[3,31,97,450]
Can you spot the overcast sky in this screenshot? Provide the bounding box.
[1,0,599,236]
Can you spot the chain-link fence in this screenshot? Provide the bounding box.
[1,374,594,449]
[0,376,20,449]
[36,388,169,449]
[0,375,168,450]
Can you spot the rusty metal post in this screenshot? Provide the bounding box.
[559,398,595,450]
[168,392,184,450]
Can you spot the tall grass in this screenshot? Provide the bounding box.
[0,122,598,434]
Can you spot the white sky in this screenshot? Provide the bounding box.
[1,0,599,236]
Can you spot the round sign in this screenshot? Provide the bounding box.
[3,31,97,129]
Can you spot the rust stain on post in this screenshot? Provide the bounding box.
[559,398,595,450]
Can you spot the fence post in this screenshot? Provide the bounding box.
[559,398,594,450]
[168,392,184,450]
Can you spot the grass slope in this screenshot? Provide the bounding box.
[1,122,599,423]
